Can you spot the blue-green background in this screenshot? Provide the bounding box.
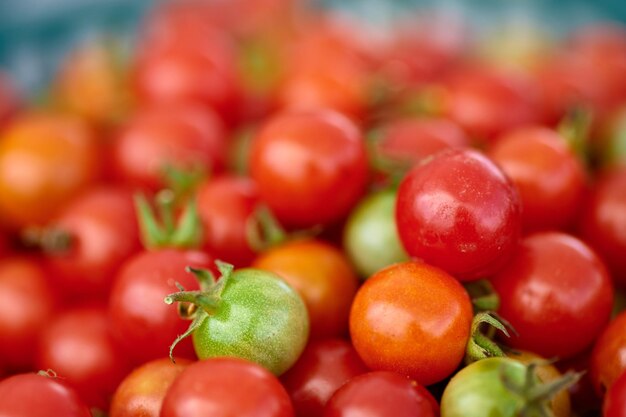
[1,0,626,95]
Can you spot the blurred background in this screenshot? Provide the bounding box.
[2,0,626,96]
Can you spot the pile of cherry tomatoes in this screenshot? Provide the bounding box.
[0,0,625,416]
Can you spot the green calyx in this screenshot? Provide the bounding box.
[499,361,582,417]
[464,279,501,312]
[245,204,288,252]
[163,261,233,362]
[161,164,207,201]
[465,311,515,364]
[135,190,203,250]
[557,106,592,166]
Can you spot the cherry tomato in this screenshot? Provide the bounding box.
[160,357,294,417]
[110,357,192,417]
[43,186,141,300]
[396,148,522,281]
[112,102,227,191]
[197,174,259,267]
[249,109,369,228]
[343,188,408,278]
[591,310,626,396]
[36,304,133,410]
[323,371,438,417]
[281,338,369,417]
[252,238,359,339]
[349,260,473,385]
[491,232,614,359]
[0,256,56,372]
[108,249,214,365]
[604,370,626,417]
[488,126,587,232]
[0,112,100,228]
[0,372,91,417]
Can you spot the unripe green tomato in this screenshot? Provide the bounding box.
[343,188,408,277]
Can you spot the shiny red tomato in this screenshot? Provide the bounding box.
[491,231,614,359]
[604,370,626,417]
[160,357,294,417]
[349,260,473,385]
[396,148,522,281]
[0,372,91,417]
[591,310,626,396]
[249,109,369,228]
[36,304,133,410]
[280,339,369,417]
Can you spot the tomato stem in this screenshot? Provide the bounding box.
[246,204,288,252]
[465,311,513,364]
[464,279,500,312]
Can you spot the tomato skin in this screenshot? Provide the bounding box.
[280,339,369,417]
[110,357,192,417]
[35,305,133,410]
[604,370,626,417]
[396,148,522,281]
[197,175,259,267]
[591,310,626,396]
[249,110,369,228]
[252,239,359,339]
[491,232,614,359]
[0,72,20,127]
[323,371,438,417]
[0,112,100,228]
[192,267,309,376]
[349,260,473,386]
[112,103,227,191]
[0,257,56,372]
[160,357,295,417]
[0,373,92,417]
[488,126,587,232]
[108,249,214,365]
[45,186,141,300]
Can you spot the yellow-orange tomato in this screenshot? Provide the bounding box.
[507,349,571,417]
[349,260,473,386]
[0,113,100,228]
[252,239,359,339]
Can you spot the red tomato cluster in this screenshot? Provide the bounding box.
[0,1,626,416]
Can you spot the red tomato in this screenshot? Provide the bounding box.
[0,112,100,228]
[36,305,133,410]
[0,372,91,417]
[249,110,368,228]
[110,357,192,417]
[160,357,294,417]
[604,370,626,417]
[281,339,369,417]
[108,249,214,365]
[0,257,56,372]
[44,186,141,300]
[591,310,626,396]
[349,260,473,386]
[112,102,227,191]
[252,239,359,339]
[0,72,20,127]
[491,232,614,359]
[488,126,587,232]
[323,371,438,417]
[396,148,522,281]
[197,175,259,266]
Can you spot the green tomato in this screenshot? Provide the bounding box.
[343,188,408,277]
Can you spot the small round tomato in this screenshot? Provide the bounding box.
[491,232,614,359]
[108,249,214,365]
[323,371,438,417]
[36,305,133,410]
[590,310,626,396]
[160,357,294,417]
[0,257,56,372]
[349,260,473,386]
[488,126,587,232]
[396,148,522,281]
[110,357,192,417]
[604,370,626,417]
[249,109,369,228]
[0,372,91,417]
[0,112,100,228]
[343,188,408,278]
[252,238,358,339]
[280,339,369,417]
